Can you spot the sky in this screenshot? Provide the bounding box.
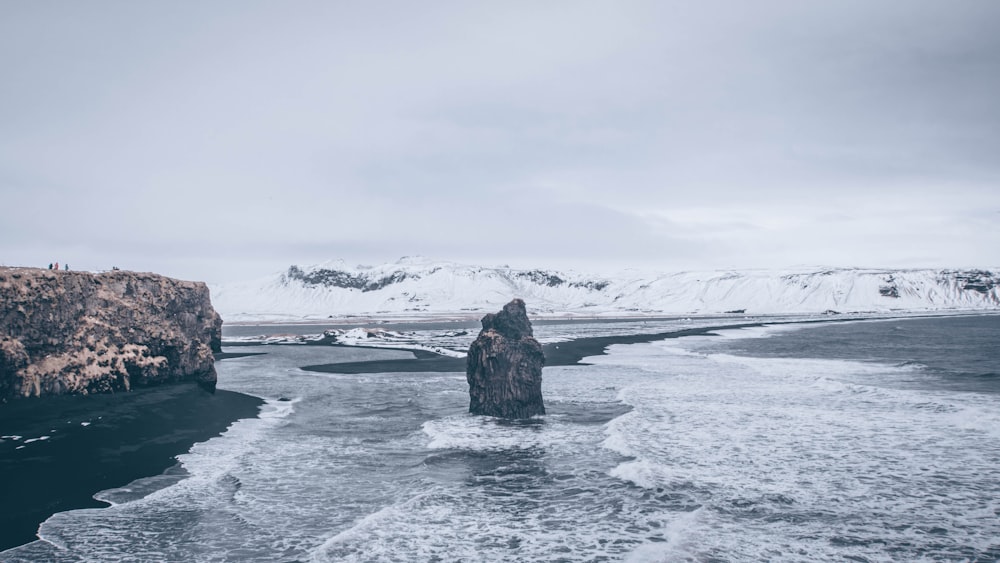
[2,1,999,284]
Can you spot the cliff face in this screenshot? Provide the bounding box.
[466,298,545,418]
[0,268,222,400]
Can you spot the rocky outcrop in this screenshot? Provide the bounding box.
[0,268,222,400]
[466,298,545,418]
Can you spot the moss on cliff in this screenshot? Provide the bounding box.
[0,268,222,400]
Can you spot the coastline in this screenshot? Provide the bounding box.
[6,311,995,552]
[298,310,1000,375]
[0,377,263,552]
[299,323,767,375]
[220,308,998,327]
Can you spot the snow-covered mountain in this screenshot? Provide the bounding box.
[209,257,1000,322]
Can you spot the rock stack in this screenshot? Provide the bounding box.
[466,298,545,418]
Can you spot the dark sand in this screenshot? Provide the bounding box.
[0,381,263,552]
[303,348,466,374]
[214,351,268,360]
[301,323,766,374]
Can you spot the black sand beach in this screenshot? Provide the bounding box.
[302,348,467,374]
[214,351,268,360]
[301,323,766,375]
[0,381,262,551]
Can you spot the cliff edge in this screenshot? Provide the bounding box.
[0,267,222,400]
[466,298,545,418]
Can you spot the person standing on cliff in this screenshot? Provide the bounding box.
[48,263,53,270]
[54,262,59,271]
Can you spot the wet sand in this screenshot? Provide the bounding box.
[301,322,766,374]
[214,351,268,360]
[0,381,263,552]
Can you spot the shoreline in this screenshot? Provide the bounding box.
[298,312,998,375]
[4,311,994,551]
[299,322,769,375]
[0,376,263,552]
[220,308,999,328]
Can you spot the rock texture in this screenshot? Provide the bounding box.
[0,267,222,400]
[466,298,545,418]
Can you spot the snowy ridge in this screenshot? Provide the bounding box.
[224,327,468,357]
[209,257,1000,322]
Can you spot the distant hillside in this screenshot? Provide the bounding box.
[209,257,1000,322]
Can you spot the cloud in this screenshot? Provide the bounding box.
[1,1,998,282]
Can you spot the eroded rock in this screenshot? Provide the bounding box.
[466,298,545,418]
[0,268,222,400]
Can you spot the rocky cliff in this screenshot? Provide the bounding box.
[466,298,545,418]
[0,268,222,400]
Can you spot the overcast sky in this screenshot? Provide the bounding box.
[2,1,998,283]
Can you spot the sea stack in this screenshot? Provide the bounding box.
[0,267,222,400]
[466,298,545,418]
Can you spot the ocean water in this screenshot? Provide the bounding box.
[4,315,999,562]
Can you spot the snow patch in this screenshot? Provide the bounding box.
[211,260,1000,323]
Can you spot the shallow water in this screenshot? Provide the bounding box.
[4,315,999,562]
